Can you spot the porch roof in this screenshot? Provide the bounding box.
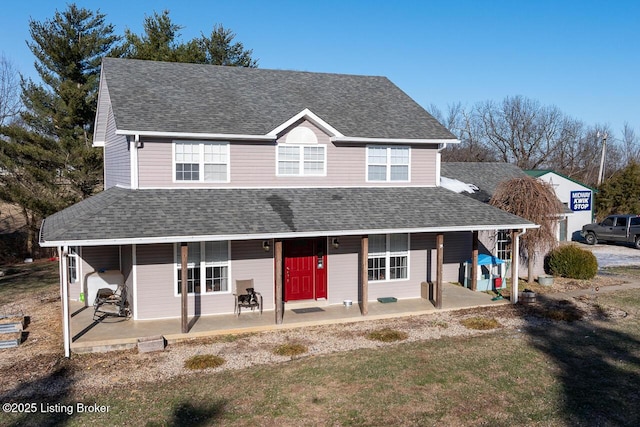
[39,186,537,247]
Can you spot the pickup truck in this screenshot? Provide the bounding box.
[581,214,640,249]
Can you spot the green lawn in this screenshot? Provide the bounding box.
[0,261,58,303]
[2,263,640,426]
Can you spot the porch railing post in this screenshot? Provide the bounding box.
[436,233,444,309]
[59,246,71,358]
[471,231,478,291]
[275,240,283,324]
[361,235,368,315]
[181,243,188,333]
[511,229,521,304]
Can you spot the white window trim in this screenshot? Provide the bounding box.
[68,246,81,284]
[275,143,327,177]
[368,234,410,283]
[172,140,230,183]
[366,145,411,183]
[496,230,511,261]
[173,241,232,296]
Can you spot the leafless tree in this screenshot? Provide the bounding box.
[0,53,21,126]
[620,122,640,167]
[544,124,614,186]
[428,102,498,162]
[429,95,635,184]
[490,176,564,284]
[478,96,576,170]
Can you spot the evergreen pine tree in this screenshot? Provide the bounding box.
[595,162,640,218]
[0,4,121,255]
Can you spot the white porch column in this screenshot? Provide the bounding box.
[360,236,369,316]
[59,246,71,358]
[132,244,138,320]
[511,230,521,304]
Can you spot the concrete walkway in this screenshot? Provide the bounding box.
[70,283,508,353]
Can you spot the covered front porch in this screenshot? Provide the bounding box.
[69,282,508,353]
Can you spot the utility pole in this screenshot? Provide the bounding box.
[597,132,608,186]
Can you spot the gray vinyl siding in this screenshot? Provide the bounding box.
[328,232,469,303]
[103,233,474,319]
[136,120,438,188]
[103,106,131,189]
[230,240,275,310]
[366,233,432,301]
[479,230,497,257]
[442,232,473,283]
[135,242,273,320]
[93,77,110,145]
[121,245,134,316]
[327,236,360,304]
[77,246,121,302]
[135,244,176,319]
[479,229,545,278]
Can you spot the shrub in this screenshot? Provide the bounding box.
[273,343,308,357]
[184,354,225,370]
[546,245,598,280]
[365,328,408,342]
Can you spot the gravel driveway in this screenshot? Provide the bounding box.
[578,241,640,268]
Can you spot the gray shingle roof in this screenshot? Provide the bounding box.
[441,162,528,202]
[101,57,456,140]
[40,186,535,246]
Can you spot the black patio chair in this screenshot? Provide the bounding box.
[234,279,262,316]
[93,284,130,320]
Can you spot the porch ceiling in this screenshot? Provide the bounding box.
[40,186,537,247]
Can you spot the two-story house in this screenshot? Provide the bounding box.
[39,58,536,356]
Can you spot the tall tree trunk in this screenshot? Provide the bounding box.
[27,212,36,258]
[22,207,34,257]
[527,247,534,284]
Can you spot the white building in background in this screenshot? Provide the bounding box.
[525,170,596,242]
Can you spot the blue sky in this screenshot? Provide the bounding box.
[1,0,639,140]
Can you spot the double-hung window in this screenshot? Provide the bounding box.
[496,230,511,260]
[67,246,79,283]
[176,241,229,295]
[175,141,229,182]
[368,234,409,281]
[277,145,326,176]
[367,146,410,182]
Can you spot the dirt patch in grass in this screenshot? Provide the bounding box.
[460,317,500,330]
[366,328,408,342]
[273,343,308,357]
[184,354,225,370]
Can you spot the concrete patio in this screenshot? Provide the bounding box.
[69,283,508,353]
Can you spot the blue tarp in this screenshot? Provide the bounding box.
[467,254,506,265]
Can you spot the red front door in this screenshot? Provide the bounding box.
[284,239,327,302]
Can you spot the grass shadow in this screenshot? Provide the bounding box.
[0,363,76,427]
[520,295,640,425]
[146,400,226,427]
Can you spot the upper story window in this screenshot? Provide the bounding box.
[367,146,410,182]
[174,141,229,182]
[277,126,326,176]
